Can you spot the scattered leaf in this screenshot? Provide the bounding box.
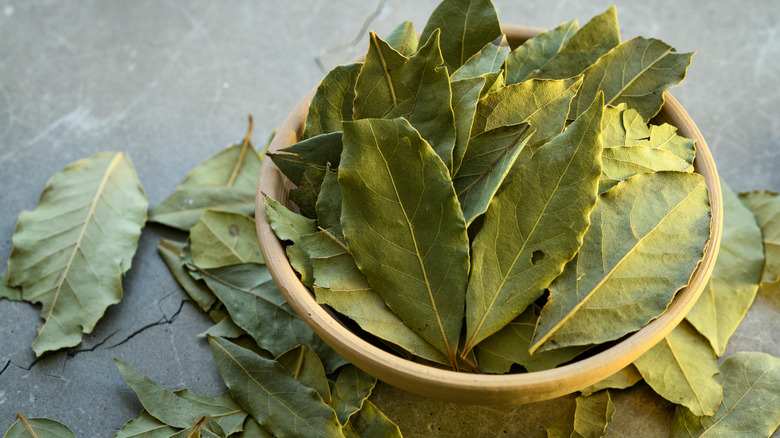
[0,271,22,302]
[200,314,246,339]
[114,410,179,438]
[572,390,616,438]
[157,239,218,313]
[579,364,643,396]
[385,21,418,57]
[190,210,263,269]
[304,66,361,139]
[233,417,274,438]
[329,365,377,425]
[3,413,76,438]
[276,345,332,404]
[740,190,780,284]
[505,19,578,85]
[343,400,403,438]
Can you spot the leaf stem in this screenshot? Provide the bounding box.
[370,32,397,107]
[17,413,39,438]
[227,115,254,187]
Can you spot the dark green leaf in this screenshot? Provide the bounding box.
[158,239,217,313]
[276,345,332,404]
[315,169,343,237]
[505,19,578,85]
[200,314,246,339]
[330,365,377,425]
[304,66,361,139]
[290,167,327,218]
[268,132,343,186]
[343,400,402,438]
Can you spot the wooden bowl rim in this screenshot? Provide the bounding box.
[255,24,723,405]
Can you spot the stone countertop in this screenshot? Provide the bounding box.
[0,1,778,436]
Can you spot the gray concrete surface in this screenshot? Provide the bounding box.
[0,1,778,436]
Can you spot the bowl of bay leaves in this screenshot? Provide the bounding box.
[256,3,722,405]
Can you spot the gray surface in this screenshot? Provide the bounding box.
[0,1,778,436]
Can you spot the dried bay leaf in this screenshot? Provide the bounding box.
[579,364,643,396]
[157,239,217,313]
[569,37,694,120]
[263,195,318,288]
[315,169,343,237]
[420,0,502,73]
[190,210,264,269]
[208,336,345,438]
[533,6,620,80]
[450,75,487,173]
[463,93,604,353]
[452,122,533,226]
[532,172,711,353]
[546,391,616,438]
[114,410,179,438]
[304,65,361,139]
[343,400,402,438]
[3,413,77,438]
[268,131,343,187]
[0,271,22,302]
[168,418,223,438]
[633,321,722,416]
[234,417,274,438]
[385,21,418,56]
[289,166,327,218]
[353,31,456,169]
[670,352,780,437]
[339,118,470,365]
[115,359,247,435]
[686,181,763,356]
[329,365,377,425]
[149,120,261,230]
[505,19,578,85]
[7,152,147,356]
[451,35,509,81]
[200,314,246,339]
[740,190,780,284]
[197,262,346,373]
[600,145,692,193]
[276,345,332,404]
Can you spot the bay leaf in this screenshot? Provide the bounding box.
[670,352,780,437]
[450,75,487,173]
[385,21,418,57]
[343,400,402,438]
[168,417,223,438]
[263,194,318,288]
[470,76,583,148]
[686,181,764,356]
[463,93,604,353]
[276,345,332,404]
[302,230,449,365]
[208,336,345,438]
[579,364,643,396]
[480,70,504,97]
[740,190,780,284]
[290,166,327,219]
[453,123,533,226]
[643,123,696,165]
[353,31,457,169]
[534,6,621,80]
[3,413,76,438]
[115,359,247,435]
[339,117,470,365]
[0,271,22,302]
[315,168,343,237]
[419,0,502,72]
[157,239,217,313]
[569,37,694,121]
[268,131,343,187]
[600,145,692,193]
[7,152,147,356]
[114,410,179,438]
[200,314,246,339]
[304,65,361,139]
[505,19,578,85]
[190,210,263,269]
[451,35,510,81]
[234,417,274,438]
[572,390,616,438]
[329,364,377,425]
[197,262,347,373]
[149,121,261,230]
[633,320,722,417]
[476,305,590,374]
[532,171,711,353]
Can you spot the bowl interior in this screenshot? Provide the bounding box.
[255,25,723,405]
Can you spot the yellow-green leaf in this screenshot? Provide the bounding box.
[573,390,616,438]
[343,400,402,438]
[276,345,332,404]
[190,210,264,269]
[304,65,361,139]
[263,195,318,288]
[4,413,76,438]
[329,365,377,425]
[579,364,643,396]
[0,272,21,302]
[451,75,487,173]
[114,410,179,438]
[505,19,578,85]
[385,21,418,57]
[740,190,780,284]
[451,35,509,81]
[7,152,147,356]
[600,146,692,193]
[157,239,217,313]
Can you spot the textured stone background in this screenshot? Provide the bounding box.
[0,1,778,436]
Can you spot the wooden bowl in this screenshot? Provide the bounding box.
[255,25,723,405]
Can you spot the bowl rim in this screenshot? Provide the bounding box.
[255,24,723,405]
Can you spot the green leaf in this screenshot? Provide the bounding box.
[569,37,694,120]
[114,410,179,438]
[505,19,578,85]
[339,118,470,365]
[0,271,22,302]
[157,239,217,313]
[200,314,246,339]
[276,345,332,404]
[303,231,449,365]
[476,305,589,374]
[197,262,346,373]
[534,6,620,80]
[532,172,711,352]
[268,132,343,187]
[686,181,764,355]
[304,65,361,139]
[329,365,377,426]
[471,76,583,148]
[572,390,616,438]
[579,364,643,396]
[740,190,780,284]
[233,417,274,438]
[208,336,345,438]
[450,75,487,173]
[149,122,262,230]
[385,21,418,57]
[463,93,604,353]
[4,413,76,438]
[7,152,147,356]
[452,122,533,226]
[670,352,780,438]
[633,321,722,417]
[168,417,223,438]
[600,145,692,193]
[315,169,343,237]
[451,35,510,81]
[420,0,502,72]
[190,210,264,269]
[263,195,318,288]
[343,400,402,438]
[290,166,327,218]
[353,31,456,169]
[115,359,247,435]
